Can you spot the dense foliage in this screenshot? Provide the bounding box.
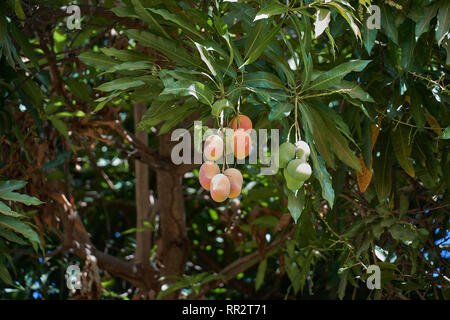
[0,0,448,300]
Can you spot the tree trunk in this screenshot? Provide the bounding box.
[134,103,151,267]
[156,131,188,299]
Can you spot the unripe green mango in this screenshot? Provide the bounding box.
[284,168,304,191]
[295,141,310,161]
[286,159,312,181]
[278,142,296,168]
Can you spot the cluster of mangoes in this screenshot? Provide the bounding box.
[198,115,253,202]
[278,140,312,191]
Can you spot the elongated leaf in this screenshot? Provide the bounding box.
[300,102,335,169]
[415,4,439,39]
[287,190,305,223]
[160,80,214,105]
[95,77,148,92]
[0,262,13,286]
[380,3,398,45]
[0,180,27,193]
[0,192,43,206]
[331,80,374,102]
[391,126,415,177]
[0,201,23,217]
[0,228,27,245]
[254,1,288,21]
[101,47,154,62]
[373,132,393,202]
[125,29,202,69]
[436,2,450,45]
[311,147,335,208]
[131,0,171,39]
[78,52,119,70]
[149,8,203,38]
[269,103,293,120]
[244,72,285,90]
[0,214,40,244]
[211,99,233,117]
[255,259,267,291]
[305,105,361,172]
[362,20,378,54]
[306,60,371,91]
[243,22,281,67]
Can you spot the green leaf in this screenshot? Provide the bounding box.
[390,126,415,177]
[389,224,416,244]
[131,0,171,39]
[0,180,27,193]
[10,23,40,69]
[243,22,281,67]
[415,3,439,39]
[269,103,293,120]
[0,261,13,286]
[287,190,304,223]
[410,90,426,131]
[160,80,214,105]
[380,3,398,45]
[95,77,148,92]
[149,8,203,38]
[0,228,27,245]
[306,60,371,91]
[0,192,43,206]
[194,42,218,77]
[362,20,378,54]
[255,259,267,291]
[309,106,361,172]
[436,2,450,46]
[250,216,279,229]
[14,0,26,19]
[338,269,348,300]
[254,1,288,21]
[211,99,233,117]
[65,79,91,102]
[332,80,374,102]
[0,201,23,218]
[125,29,202,69]
[311,150,335,209]
[106,61,153,72]
[0,214,40,245]
[48,116,69,139]
[400,19,415,71]
[372,132,393,202]
[78,51,119,70]
[243,72,285,90]
[440,127,450,139]
[100,47,154,62]
[327,2,361,40]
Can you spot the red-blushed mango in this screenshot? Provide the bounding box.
[224,168,243,198]
[204,134,223,161]
[210,173,231,202]
[295,141,310,162]
[232,129,251,160]
[199,161,220,191]
[231,115,253,131]
[287,159,312,181]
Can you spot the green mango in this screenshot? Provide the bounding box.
[284,168,305,191]
[278,142,296,168]
[287,159,312,181]
[295,141,310,161]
